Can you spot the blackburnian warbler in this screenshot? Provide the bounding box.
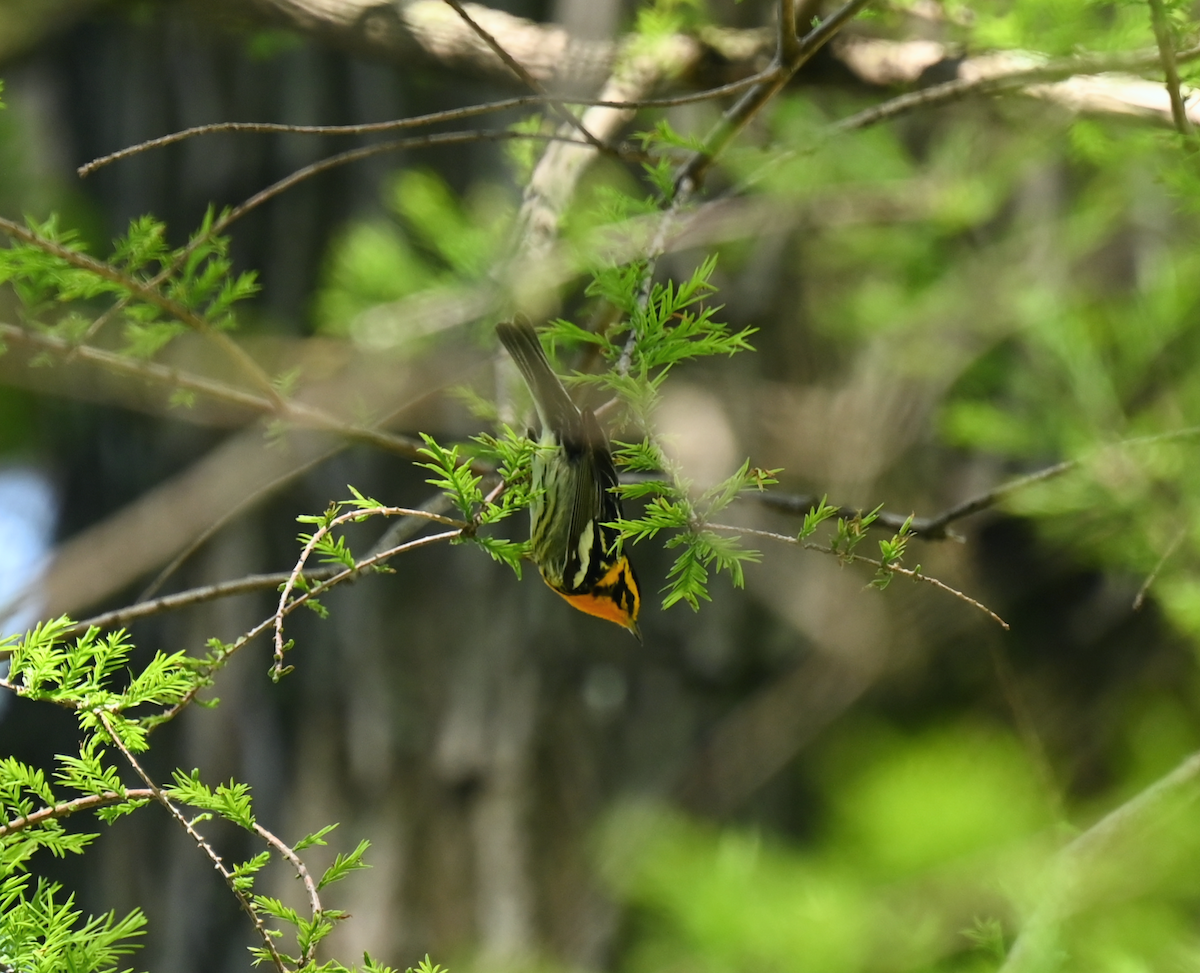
[496,320,642,639]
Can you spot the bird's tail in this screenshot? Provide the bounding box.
[496,320,580,436]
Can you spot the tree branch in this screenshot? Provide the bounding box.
[708,522,1010,629]
[1147,0,1195,138]
[0,789,154,839]
[0,322,425,458]
[833,41,1200,136]
[251,821,324,968]
[272,505,466,677]
[675,0,874,195]
[62,571,336,637]
[98,712,289,973]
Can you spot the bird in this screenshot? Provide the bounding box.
[496,319,642,639]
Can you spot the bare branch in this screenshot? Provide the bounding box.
[1133,524,1187,611]
[49,493,461,639]
[0,789,154,839]
[273,512,466,678]
[206,128,617,243]
[63,571,335,637]
[755,423,1200,540]
[438,0,605,151]
[78,77,782,179]
[675,0,875,195]
[834,41,1200,136]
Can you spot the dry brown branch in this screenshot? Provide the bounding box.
[61,571,334,637]
[756,422,1200,540]
[438,0,604,150]
[77,75,780,180]
[206,129,616,246]
[749,459,1075,540]
[0,789,154,839]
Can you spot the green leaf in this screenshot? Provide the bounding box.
[317,840,371,891]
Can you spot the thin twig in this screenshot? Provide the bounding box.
[740,462,1072,538]
[1147,0,1195,138]
[65,571,336,636]
[438,0,606,152]
[123,524,467,728]
[251,822,324,968]
[1133,524,1187,611]
[675,0,875,194]
[0,789,154,839]
[205,129,603,242]
[273,509,466,677]
[57,495,462,638]
[77,77,775,178]
[754,424,1200,539]
[97,712,289,973]
[707,522,1010,629]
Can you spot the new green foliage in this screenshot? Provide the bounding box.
[0,207,258,361]
[0,614,384,972]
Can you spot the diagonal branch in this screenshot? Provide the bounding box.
[0,216,285,409]
[251,822,324,968]
[675,0,875,195]
[272,505,466,677]
[1000,748,1200,973]
[97,712,289,973]
[1147,0,1195,138]
[0,322,425,458]
[833,41,1200,136]
[752,423,1200,540]
[438,0,605,151]
[204,129,612,243]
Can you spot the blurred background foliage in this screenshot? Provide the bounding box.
[4,0,1200,971]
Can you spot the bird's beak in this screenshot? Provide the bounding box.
[627,620,643,643]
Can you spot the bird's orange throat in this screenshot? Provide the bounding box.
[548,558,641,637]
